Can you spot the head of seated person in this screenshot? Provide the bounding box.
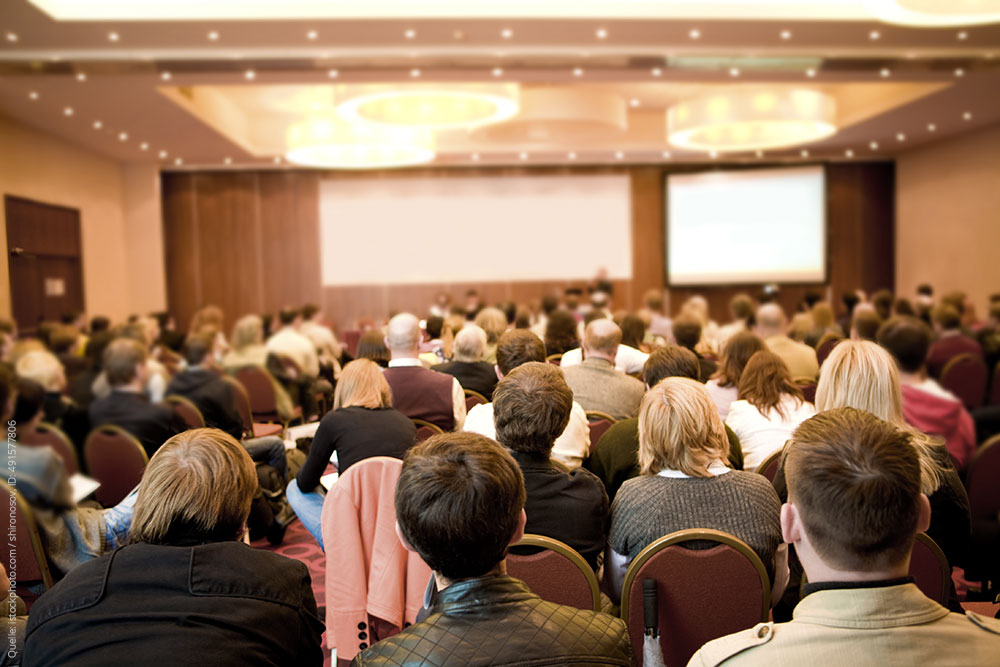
[671,316,702,353]
[931,302,962,335]
[277,306,301,330]
[182,332,215,369]
[543,309,579,355]
[452,325,487,363]
[131,428,256,546]
[496,329,546,377]
[583,318,621,364]
[385,313,421,359]
[395,432,526,589]
[618,314,645,350]
[850,304,882,341]
[230,314,264,353]
[643,344,699,388]
[754,303,788,340]
[16,349,67,395]
[877,316,932,379]
[712,331,767,388]
[357,330,391,367]
[493,362,572,462]
[333,359,392,411]
[104,338,148,390]
[13,378,46,431]
[424,315,444,341]
[639,377,730,477]
[474,307,507,346]
[738,351,803,418]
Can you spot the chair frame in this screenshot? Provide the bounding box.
[510,533,602,612]
[164,394,206,428]
[463,388,488,410]
[620,528,772,625]
[754,447,784,477]
[28,422,81,475]
[913,532,951,603]
[411,419,445,435]
[967,433,1000,517]
[545,353,563,365]
[584,410,618,424]
[0,480,55,590]
[84,424,149,505]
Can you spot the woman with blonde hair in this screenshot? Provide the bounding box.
[221,314,296,422]
[813,339,970,573]
[474,306,508,364]
[23,428,323,665]
[286,359,417,547]
[725,351,816,470]
[606,377,784,602]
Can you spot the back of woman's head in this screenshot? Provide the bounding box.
[130,428,256,545]
[544,309,579,355]
[738,350,803,418]
[638,377,729,477]
[811,301,835,329]
[474,307,507,345]
[231,314,263,350]
[619,314,646,349]
[357,330,390,365]
[714,331,766,388]
[333,358,392,410]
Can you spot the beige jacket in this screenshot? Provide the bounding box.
[765,335,820,380]
[689,583,1000,666]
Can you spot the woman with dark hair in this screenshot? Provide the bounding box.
[618,314,646,351]
[543,309,579,356]
[356,330,391,367]
[725,351,816,469]
[704,331,766,421]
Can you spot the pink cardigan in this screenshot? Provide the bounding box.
[321,456,431,660]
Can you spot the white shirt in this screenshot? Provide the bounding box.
[704,379,739,422]
[910,377,961,402]
[388,357,467,430]
[463,400,590,469]
[299,320,342,360]
[560,344,649,375]
[266,327,320,378]
[726,395,817,470]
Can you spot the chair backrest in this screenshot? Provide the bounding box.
[816,335,843,367]
[940,353,988,410]
[507,534,600,611]
[967,433,1000,522]
[84,425,149,506]
[990,361,1000,406]
[21,422,79,475]
[164,394,206,429]
[343,329,362,358]
[793,377,817,404]
[909,532,950,604]
[412,418,444,443]
[464,389,488,411]
[754,447,783,482]
[233,365,281,417]
[0,479,55,590]
[621,528,771,667]
[545,353,563,366]
[220,375,254,437]
[585,411,617,451]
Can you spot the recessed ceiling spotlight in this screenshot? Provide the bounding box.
[207,30,219,41]
[108,31,119,42]
[273,156,281,164]
[160,71,171,81]
[880,68,891,78]
[307,30,318,40]
[954,68,965,77]
[780,30,792,40]
[870,141,879,150]
[662,150,672,159]
[175,157,183,165]
[140,142,149,150]
[224,157,232,165]
[905,52,918,60]
[651,67,662,77]
[76,72,87,82]
[596,28,608,40]
[404,28,416,39]
[729,67,740,77]
[801,149,810,157]
[92,120,102,129]
[962,111,973,121]
[845,149,854,158]
[806,68,817,78]
[756,149,764,158]
[158,150,168,159]
[709,150,718,159]
[501,28,513,39]
[869,30,880,40]
[118,132,128,141]
[629,98,640,108]
[28,90,38,100]
[957,31,968,41]
[471,153,480,161]
[410,67,421,78]
[573,67,584,77]
[327,68,339,78]
[492,67,503,77]
[519,151,528,160]
[244,69,255,80]
[614,151,625,160]
[5,32,17,43]
[568,151,577,160]
[689,28,701,40]
[452,29,465,41]
[896,132,906,141]
[927,122,937,132]
[63,106,74,116]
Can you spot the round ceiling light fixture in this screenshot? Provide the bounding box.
[472,87,627,146]
[864,0,1000,26]
[284,119,435,169]
[335,83,519,130]
[667,88,836,153]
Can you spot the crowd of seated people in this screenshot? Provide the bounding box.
[2,281,999,665]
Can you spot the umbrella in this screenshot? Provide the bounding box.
[642,578,666,667]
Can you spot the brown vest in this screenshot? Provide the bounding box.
[382,365,455,431]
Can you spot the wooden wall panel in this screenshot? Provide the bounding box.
[162,162,895,333]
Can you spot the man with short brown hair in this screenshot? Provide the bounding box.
[690,408,1000,666]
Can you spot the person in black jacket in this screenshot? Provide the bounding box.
[88,338,188,458]
[352,432,631,667]
[431,325,498,399]
[23,428,324,667]
[166,334,287,478]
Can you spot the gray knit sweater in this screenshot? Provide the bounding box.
[608,471,782,580]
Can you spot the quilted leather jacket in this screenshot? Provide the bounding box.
[352,575,632,666]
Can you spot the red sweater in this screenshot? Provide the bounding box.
[901,383,976,470]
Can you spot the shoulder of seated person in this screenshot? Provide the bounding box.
[965,611,1000,636]
[689,622,776,666]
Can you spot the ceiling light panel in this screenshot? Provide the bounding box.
[335,83,519,130]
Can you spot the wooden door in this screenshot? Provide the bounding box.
[5,196,85,333]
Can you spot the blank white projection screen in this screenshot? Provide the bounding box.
[667,166,826,285]
[319,175,632,285]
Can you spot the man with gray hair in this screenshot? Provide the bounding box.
[432,325,498,400]
[383,313,466,431]
[754,303,819,379]
[561,319,645,420]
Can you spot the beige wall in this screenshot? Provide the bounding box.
[0,115,165,324]
[896,122,1000,319]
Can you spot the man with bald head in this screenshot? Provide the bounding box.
[383,313,466,431]
[755,303,819,379]
[561,319,645,420]
[432,324,498,400]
